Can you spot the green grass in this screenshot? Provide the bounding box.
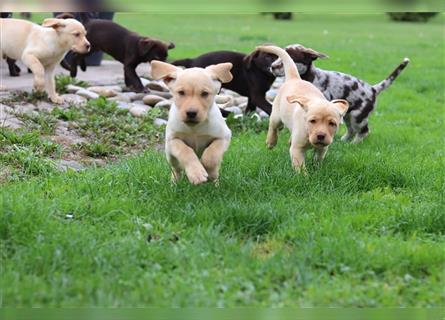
[1,14,444,307]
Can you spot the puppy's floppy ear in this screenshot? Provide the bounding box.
[55,12,76,20]
[42,18,66,29]
[138,38,156,56]
[331,99,349,116]
[206,63,233,84]
[301,46,329,60]
[292,44,328,60]
[167,42,175,50]
[243,50,259,69]
[287,95,310,111]
[150,60,180,87]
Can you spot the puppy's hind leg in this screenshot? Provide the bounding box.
[69,53,83,78]
[266,108,282,149]
[352,124,370,144]
[7,58,21,77]
[124,63,144,93]
[21,53,45,92]
[341,115,355,142]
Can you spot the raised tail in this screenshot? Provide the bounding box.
[172,58,194,68]
[373,58,410,95]
[256,45,300,80]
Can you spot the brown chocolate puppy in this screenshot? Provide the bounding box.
[70,13,175,92]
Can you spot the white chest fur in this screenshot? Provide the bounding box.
[166,103,231,155]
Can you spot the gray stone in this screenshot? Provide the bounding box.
[149,90,172,100]
[36,101,54,112]
[224,106,242,115]
[221,89,241,97]
[61,94,87,106]
[140,77,151,87]
[119,92,145,102]
[215,95,232,105]
[12,103,38,116]
[87,86,118,98]
[102,85,123,93]
[154,118,168,127]
[234,97,248,106]
[129,105,151,117]
[154,100,172,110]
[143,94,165,106]
[66,84,84,94]
[146,81,168,92]
[76,89,100,100]
[55,160,84,172]
[108,94,132,103]
[116,101,130,110]
[238,102,248,112]
[266,89,278,102]
[1,117,23,129]
[257,109,269,119]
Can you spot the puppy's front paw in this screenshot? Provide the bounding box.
[34,81,45,93]
[186,165,208,185]
[50,95,64,104]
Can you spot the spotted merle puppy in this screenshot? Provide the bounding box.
[271,44,409,143]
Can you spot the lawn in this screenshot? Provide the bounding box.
[1,13,444,307]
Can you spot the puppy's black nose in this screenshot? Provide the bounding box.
[86,44,91,51]
[317,134,326,141]
[186,111,197,119]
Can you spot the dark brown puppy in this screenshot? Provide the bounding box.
[172,50,277,114]
[69,13,175,92]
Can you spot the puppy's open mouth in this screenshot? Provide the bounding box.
[184,120,199,126]
[314,142,328,148]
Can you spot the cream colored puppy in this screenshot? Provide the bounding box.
[0,18,90,103]
[151,60,233,185]
[257,45,349,172]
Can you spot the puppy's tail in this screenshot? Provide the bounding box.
[373,58,409,95]
[256,45,300,80]
[172,58,193,68]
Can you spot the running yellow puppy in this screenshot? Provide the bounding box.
[0,18,90,103]
[257,45,349,172]
[151,60,233,185]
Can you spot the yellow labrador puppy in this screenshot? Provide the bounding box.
[257,45,349,172]
[0,18,90,103]
[151,60,233,185]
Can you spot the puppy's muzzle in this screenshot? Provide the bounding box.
[314,133,328,147]
[270,63,283,76]
[317,133,326,141]
[185,110,199,124]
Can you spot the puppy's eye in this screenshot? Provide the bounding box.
[74,33,81,37]
[309,119,316,124]
[177,90,185,96]
[201,91,209,98]
[329,121,337,127]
